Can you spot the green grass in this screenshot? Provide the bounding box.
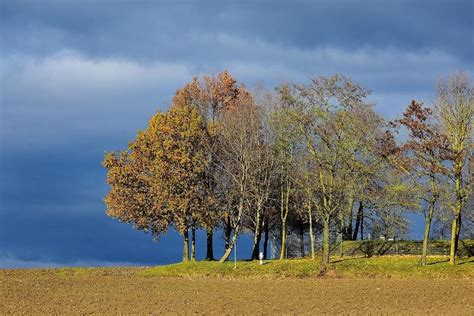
[340,239,474,257]
[331,256,473,278]
[141,255,474,279]
[21,251,471,280]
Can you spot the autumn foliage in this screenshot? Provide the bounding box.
[103,71,473,265]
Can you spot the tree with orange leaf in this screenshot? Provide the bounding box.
[393,100,450,265]
[104,91,210,262]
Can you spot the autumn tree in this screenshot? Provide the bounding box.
[200,71,253,259]
[170,77,219,260]
[103,133,171,242]
[104,84,211,262]
[165,71,251,261]
[393,101,449,265]
[434,73,474,265]
[105,70,474,266]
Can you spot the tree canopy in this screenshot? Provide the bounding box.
[103,71,473,265]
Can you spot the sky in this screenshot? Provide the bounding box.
[0,0,473,268]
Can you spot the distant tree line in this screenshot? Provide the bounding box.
[103,71,473,265]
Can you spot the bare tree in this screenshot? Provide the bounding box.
[283,74,373,265]
[434,72,474,265]
[245,89,277,259]
[271,84,302,260]
[216,92,263,263]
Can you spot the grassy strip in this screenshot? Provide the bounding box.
[340,240,474,257]
[141,256,474,279]
[3,255,470,280]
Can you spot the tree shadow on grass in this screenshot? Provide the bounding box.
[428,258,473,265]
[456,259,474,265]
[243,259,272,265]
[427,258,449,265]
[330,256,363,264]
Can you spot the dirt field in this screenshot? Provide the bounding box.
[1,268,473,315]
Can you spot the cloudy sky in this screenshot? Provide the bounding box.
[0,0,472,268]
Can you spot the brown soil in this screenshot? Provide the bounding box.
[1,268,472,315]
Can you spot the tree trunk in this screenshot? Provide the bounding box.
[352,202,363,240]
[308,203,315,260]
[449,212,460,265]
[182,229,189,262]
[224,215,232,250]
[219,200,244,263]
[206,227,214,261]
[421,202,435,266]
[455,214,461,255]
[346,193,354,239]
[299,221,305,257]
[251,209,262,260]
[279,179,290,260]
[191,225,196,261]
[252,228,263,260]
[263,217,269,260]
[219,221,241,263]
[280,220,287,260]
[322,217,330,265]
[421,176,437,266]
[339,210,344,257]
[449,173,462,265]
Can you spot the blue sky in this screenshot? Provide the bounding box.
[0,0,473,268]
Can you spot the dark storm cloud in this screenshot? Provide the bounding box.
[1,0,472,61]
[0,146,247,267]
[0,0,472,267]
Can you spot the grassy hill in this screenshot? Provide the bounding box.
[141,255,474,279]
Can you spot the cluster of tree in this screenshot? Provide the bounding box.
[103,71,473,265]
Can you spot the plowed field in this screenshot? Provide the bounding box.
[1,268,472,315]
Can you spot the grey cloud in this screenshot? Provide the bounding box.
[0,51,196,151]
[1,44,468,152]
[1,0,472,62]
